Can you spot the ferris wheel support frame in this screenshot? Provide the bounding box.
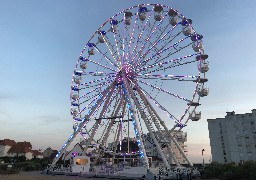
[123,78,149,169]
[91,98,123,165]
[136,87,180,166]
[127,83,171,169]
[50,82,116,168]
[83,85,116,153]
[138,88,193,167]
[100,97,123,148]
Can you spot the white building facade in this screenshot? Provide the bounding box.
[208,109,256,163]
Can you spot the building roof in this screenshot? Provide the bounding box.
[7,141,32,154]
[31,150,43,156]
[0,139,16,147]
[49,150,58,159]
[64,143,85,158]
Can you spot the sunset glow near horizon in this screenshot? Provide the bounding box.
[0,0,256,163]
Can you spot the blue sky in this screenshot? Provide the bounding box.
[0,0,256,163]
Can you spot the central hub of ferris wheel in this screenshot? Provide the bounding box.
[115,62,135,85]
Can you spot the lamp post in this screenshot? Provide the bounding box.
[202,149,205,167]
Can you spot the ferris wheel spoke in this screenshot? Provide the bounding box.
[130,19,157,64]
[153,37,193,66]
[136,85,179,122]
[144,43,196,74]
[136,53,200,73]
[136,34,190,69]
[135,24,179,67]
[102,35,121,67]
[145,58,198,74]
[100,95,124,146]
[110,21,122,64]
[137,73,198,81]
[78,92,102,107]
[88,59,117,72]
[131,11,169,65]
[129,8,154,63]
[80,75,114,87]
[137,79,190,102]
[125,12,139,61]
[94,46,119,68]
[76,81,112,104]
[132,19,157,59]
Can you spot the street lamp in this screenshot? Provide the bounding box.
[202,149,205,166]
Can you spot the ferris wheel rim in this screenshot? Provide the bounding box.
[70,4,207,142]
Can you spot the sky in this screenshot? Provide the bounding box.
[0,0,256,163]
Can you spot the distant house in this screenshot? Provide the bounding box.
[43,147,58,159]
[43,147,54,158]
[49,150,58,160]
[31,150,43,159]
[0,139,16,157]
[7,141,33,160]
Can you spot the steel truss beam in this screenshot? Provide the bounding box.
[50,82,116,167]
[138,87,193,167]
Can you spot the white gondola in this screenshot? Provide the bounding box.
[196,54,208,61]
[192,42,204,52]
[195,77,208,83]
[98,36,104,43]
[187,101,200,106]
[98,31,106,43]
[125,12,132,25]
[71,93,79,100]
[74,76,82,84]
[182,26,193,36]
[198,88,209,97]
[138,7,147,21]
[71,108,79,116]
[88,47,95,55]
[110,20,118,33]
[80,58,88,69]
[154,5,163,21]
[169,16,179,26]
[199,62,209,73]
[190,111,201,121]
[80,62,87,69]
[168,8,178,17]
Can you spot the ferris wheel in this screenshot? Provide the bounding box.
[53,4,209,169]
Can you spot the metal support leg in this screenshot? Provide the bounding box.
[84,84,116,153]
[140,92,180,166]
[101,97,123,147]
[50,82,115,168]
[123,78,149,169]
[129,87,171,169]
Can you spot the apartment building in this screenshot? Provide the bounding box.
[208,109,256,163]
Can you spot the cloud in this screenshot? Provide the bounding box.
[36,115,65,124]
[0,93,15,100]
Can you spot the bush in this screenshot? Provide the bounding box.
[0,164,19,175]
[202,161,256,180]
